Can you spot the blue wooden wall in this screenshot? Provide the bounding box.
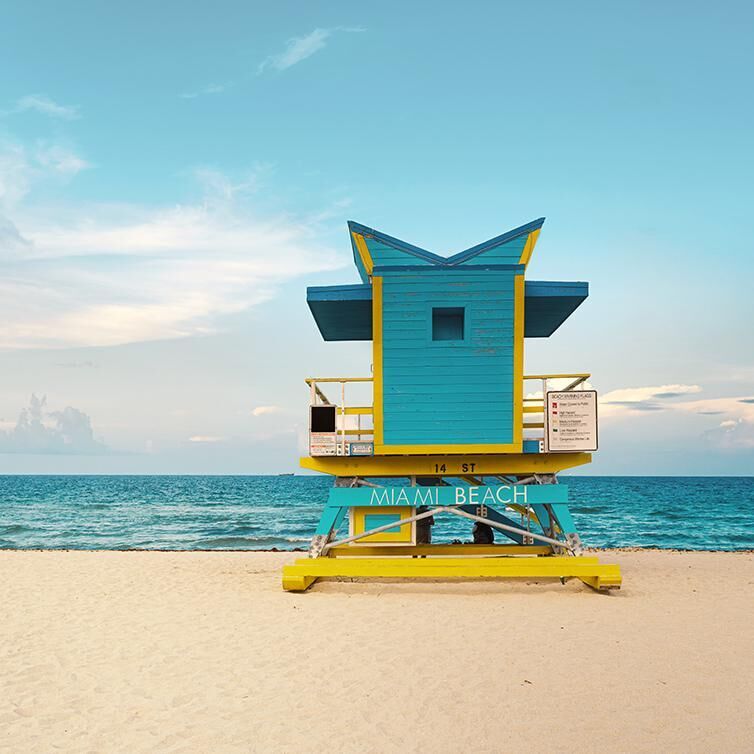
[380,270,516,446]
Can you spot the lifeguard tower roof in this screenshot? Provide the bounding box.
[307,219,588,341]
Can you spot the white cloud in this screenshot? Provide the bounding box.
[179,82,233,100]
[188,435,225,443]
[258,27,364,74]
[252,405,282,416]
[0,179,344,348]
[0,215,31,252]
[0,140,89,213]
[703,418,754,450]
[596,383,754,451]
[599,384,702,416]
[674,395,754,422]
[0,394,107,454]
[35,144,91,176]
[192,165,267,201]
[0,135,345,350]
[15,94,80,120]
[0,142,32,206]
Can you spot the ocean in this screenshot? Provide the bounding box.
[0,475,752,551]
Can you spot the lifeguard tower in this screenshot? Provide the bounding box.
[282,218,621,592]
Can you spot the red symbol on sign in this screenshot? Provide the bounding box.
[552,402,558,408]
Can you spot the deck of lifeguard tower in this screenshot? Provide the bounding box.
[283,218,621,593]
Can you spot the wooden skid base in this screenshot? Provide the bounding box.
[282,555,622,593]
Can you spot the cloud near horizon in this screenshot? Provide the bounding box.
[0,394,107,454]
[599,384,702,416]
[252,405,282,416]
[597,383,754,450]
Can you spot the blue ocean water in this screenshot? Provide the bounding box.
[0,475,751,551]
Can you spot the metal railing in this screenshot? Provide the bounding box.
[306,372,591,454]
[306,378,374,456]
[522,373,591,443]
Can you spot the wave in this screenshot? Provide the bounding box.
[0,523,31,535]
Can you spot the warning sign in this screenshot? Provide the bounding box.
[545,391,598,452]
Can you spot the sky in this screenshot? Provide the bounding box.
[0,1,752,475]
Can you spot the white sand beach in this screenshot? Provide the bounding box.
[1,550,752,753]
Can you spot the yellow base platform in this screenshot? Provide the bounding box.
[282,551,622,593]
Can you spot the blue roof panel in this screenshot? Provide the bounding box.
[306,280,587,341]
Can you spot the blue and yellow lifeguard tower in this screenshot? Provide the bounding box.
[282,218,621,591]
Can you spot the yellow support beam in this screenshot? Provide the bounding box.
[343,406,373,415]
[305,377,374,384]
[282,556,621,592]
[523,406,543,413]
[300,452,592,477]
[524,373,590,381]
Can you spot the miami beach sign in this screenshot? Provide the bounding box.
[327,484,569,507]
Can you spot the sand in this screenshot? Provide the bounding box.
[1,550,752,754]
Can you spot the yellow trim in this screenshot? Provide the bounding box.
[350,506,414,544]
[523,406,543,413]
[518,229,540,266]
[513,273,524,449]
[299,452,593,477]
[352,232,374,276]
[375,441,520,454]
[372,276,384,446]
[305,377,373,384]
[343,406,373,415]
[524,373,590,381]
[373,272,526,457]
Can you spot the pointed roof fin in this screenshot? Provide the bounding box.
[347,218,545,281]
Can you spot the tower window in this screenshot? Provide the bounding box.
[432,307,465,341]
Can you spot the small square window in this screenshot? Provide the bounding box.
[432,307,465,341]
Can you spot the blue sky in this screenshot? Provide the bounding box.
[0,1,752,474]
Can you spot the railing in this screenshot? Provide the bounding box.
[522,373,591,446]
[306,377,374,456]
[306,373,591,455]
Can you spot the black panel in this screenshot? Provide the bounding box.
[310,405,336,433]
